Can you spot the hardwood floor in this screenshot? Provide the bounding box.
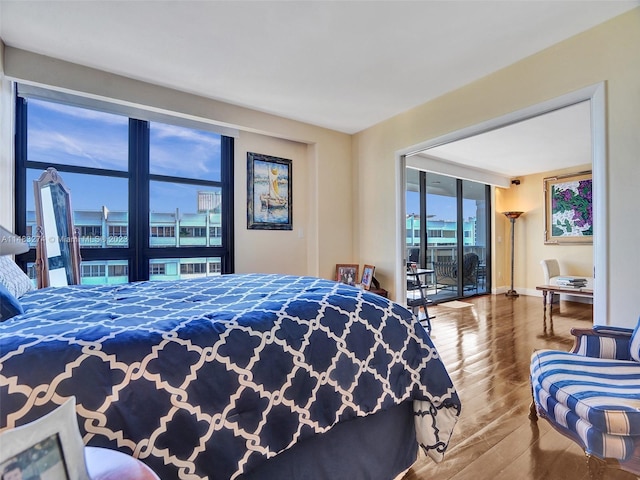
[403,294,638,480]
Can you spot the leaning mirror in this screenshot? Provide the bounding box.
[33,167,81,288]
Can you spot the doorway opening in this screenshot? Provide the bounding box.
[395,83,606,323]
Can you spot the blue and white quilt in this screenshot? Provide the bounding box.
[0,274,460,479]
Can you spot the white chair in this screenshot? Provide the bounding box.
[540,259,561,284]
[540,259,561,303]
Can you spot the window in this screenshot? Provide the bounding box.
[180,263,207,275]
[15,92,234,284]
[150,263,166,275]
[80,226,102,237]
[109,225,127,237]
[180,227,207,237]
[406,168,491,300]
[108,265,128,277]
[82,264,105,277]
[151,226,175,238]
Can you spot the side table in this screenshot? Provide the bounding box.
[369,287,388,298]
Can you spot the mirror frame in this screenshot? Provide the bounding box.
[33,167,81,288]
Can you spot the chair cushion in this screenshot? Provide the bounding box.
[531,349,640,436]
[532,349,640,461]
[629,318,640,362]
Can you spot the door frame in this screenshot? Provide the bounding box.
[395,83,607,323]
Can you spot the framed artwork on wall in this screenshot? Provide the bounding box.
[543,170,593,244]
[335,264,359,286]
[247,152,292,230]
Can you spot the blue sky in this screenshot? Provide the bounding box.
[27,99,222,214]
[407,192,478,222]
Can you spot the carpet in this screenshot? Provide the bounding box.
[439,300,474,309]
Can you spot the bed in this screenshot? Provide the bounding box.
[0,273,461,479]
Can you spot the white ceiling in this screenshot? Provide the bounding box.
[416,100,592,178]
[0,1,637,177]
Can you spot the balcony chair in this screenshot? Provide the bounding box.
[433,252,479,294]
[406,247,421,290]
[530,322,640,479]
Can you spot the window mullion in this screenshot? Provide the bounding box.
[221,136,234,273]
[129,119,150,281]
[14,96,31,271]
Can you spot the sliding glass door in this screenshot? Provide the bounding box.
[406,170,490,302]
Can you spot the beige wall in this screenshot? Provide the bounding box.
[234,132,309,275]
[0,47,353,281]
[0,40,14,230]
[354,8,640,327]
[496,165,594,296]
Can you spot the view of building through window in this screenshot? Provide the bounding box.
[18,94,231,285]
[405,169,490,300]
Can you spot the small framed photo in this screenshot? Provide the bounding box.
[335,264,359,286]
[0,397,89,480]
[247,152,293,230]
[360,264,375,290]
[543,170,593,244]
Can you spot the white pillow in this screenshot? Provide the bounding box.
[0,256,35,298]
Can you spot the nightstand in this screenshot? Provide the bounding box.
[369,288,388,298]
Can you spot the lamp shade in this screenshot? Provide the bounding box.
[502,211,524,220]
[0,225,29,256]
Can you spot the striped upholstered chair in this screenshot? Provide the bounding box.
[530,323,640,479]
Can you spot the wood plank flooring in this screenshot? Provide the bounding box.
[403,294,638,480]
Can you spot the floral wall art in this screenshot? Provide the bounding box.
[543,171,593,244]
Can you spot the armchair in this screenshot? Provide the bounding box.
[433,252,479,294]
[530,323,640,479]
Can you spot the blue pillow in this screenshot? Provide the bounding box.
[0,282,24,321]
[630,317,640,362]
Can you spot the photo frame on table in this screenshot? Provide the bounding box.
[543,170,592,244]
[335,264,359,286]
[360,264,375,290]
[0,397,89,480]
[247,152,293,230]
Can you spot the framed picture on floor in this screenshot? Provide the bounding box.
[0,397,89,480]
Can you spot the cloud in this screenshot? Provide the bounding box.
[150,123,222,179]
[29,126,128,170]
[33,99,127,126]
[28,98,222,179]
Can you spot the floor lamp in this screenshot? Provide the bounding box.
[503,211,523,298]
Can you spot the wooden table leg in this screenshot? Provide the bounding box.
[542,290,548,333]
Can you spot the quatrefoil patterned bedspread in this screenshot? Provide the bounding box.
[0,274,460,479]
